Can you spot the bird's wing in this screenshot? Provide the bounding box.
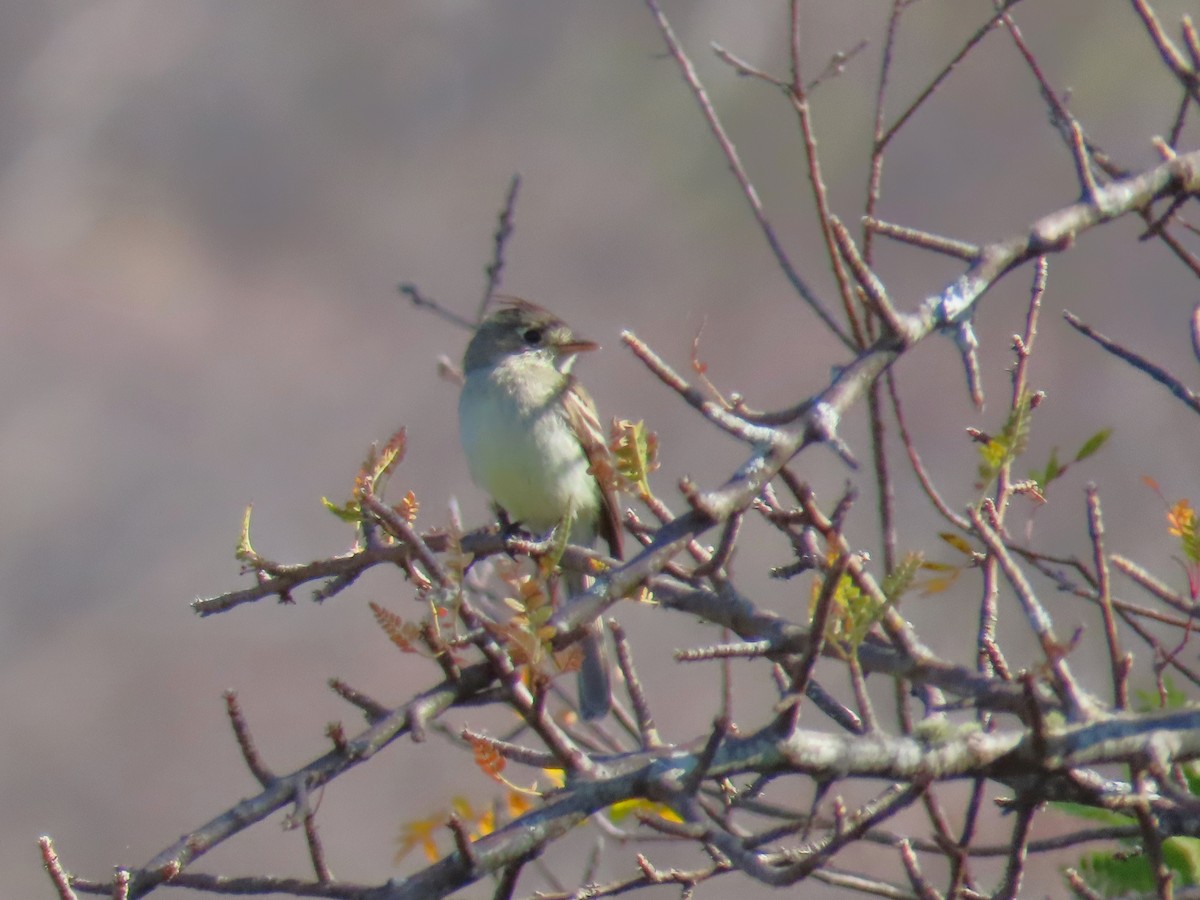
[563,376,623,560]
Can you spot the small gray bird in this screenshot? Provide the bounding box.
[458,298,622,719]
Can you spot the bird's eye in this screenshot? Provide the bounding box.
[521,328,543,345]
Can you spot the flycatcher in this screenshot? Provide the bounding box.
[458,298,622,720]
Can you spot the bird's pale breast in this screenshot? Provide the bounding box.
[459,358,600,544]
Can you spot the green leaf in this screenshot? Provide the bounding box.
[1077,848,1155,895]
[1072,834,1200,895]
[1164,836,1200,885]
[235,504,256,562]
[1133,675,1188,712]
[612,419,659,498]
[881,552,923,603]
[1030,446,1062,490]
[938,532,975,557]
[1183,761,1200,797]
[1074,427,1112,462]
[976,390,1034,490]
[321,496,362,523]
[1051,801,1134,828]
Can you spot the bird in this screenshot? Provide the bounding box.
[458,297,622,720]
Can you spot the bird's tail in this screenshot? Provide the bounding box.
[567,571,611,720]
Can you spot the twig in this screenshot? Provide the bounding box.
[968,508,1090,720]
[878,3,1021,149]
[786,3,865,349]
[864,0,906,270]
[640,0,852,347]
[610,620,661,748]
[459,728,559,770]
[118,660,498,896]
[447,814,478,869]
[303,812,332,883]
[994,801,1037,900]
[710,43,787,90]
[1011,258,1047,408]
[977,544,1009,680]
[898,839,943,900]
[361,493,451,588]
[1132,0,1200,106]
[789,553,847,706]
[1065,867,1104,900]
[224,691,275,787]
[1064,311,1200,416]
[398,283,476,331]
[1086,486,1127,710]
[1110,554,1198,617]
[863,217,980,261]
[39,836,78,900]
[829,215,907,341]
[479,174,521,319]
[491,860,525,900]
[621,331,781,442]
[328,678,390,724]
[692,512,742,578]
[886,372,970,531]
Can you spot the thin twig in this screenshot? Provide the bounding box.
[864,217,981,261]
[790,553,847,704]
[878,3,1021,148]
[621,331,782,442]
[1110,554,1198,617]
[398,283,476,331]
[1132,0,1200,106]
[224,691,275,787]
[787,1,865,349]
[864,0,907,269]
[1065,310,1200,415]
[303,812,332,883]
[969,508,1090,720]
[829,215,907,340]
[479,174,522,320]
[1086,486,1127,710]
[329,678,390,724]
[610,620,661,748]
[886,372,970,531]
[995,801,1037,900]
[641,0,852,347]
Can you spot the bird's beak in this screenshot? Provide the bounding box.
[556,338,599,355]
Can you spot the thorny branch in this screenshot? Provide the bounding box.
[48,2,1200,899]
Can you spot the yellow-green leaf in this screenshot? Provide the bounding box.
[236,504,255,561]
[881,552,923,603]
[321,496,362,523]
[938,532,975,556]
[1074,428,1111,462]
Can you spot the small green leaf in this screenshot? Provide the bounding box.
[881,552,923,603]
[1031,446,1062,489]
[976,390,1035,490]
[322,496,362,523]
[1133,675,1188,712]
[1077,847,1155,894]
[236,504,256,561]
[938,532,976,557]
[1164,836,1200,885]
[1074,427,1112,462]
[1183,761,1200,797]
[612,419,659,498]
[1051,801,1135,828]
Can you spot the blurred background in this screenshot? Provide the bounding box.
[5,1,1200,896]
